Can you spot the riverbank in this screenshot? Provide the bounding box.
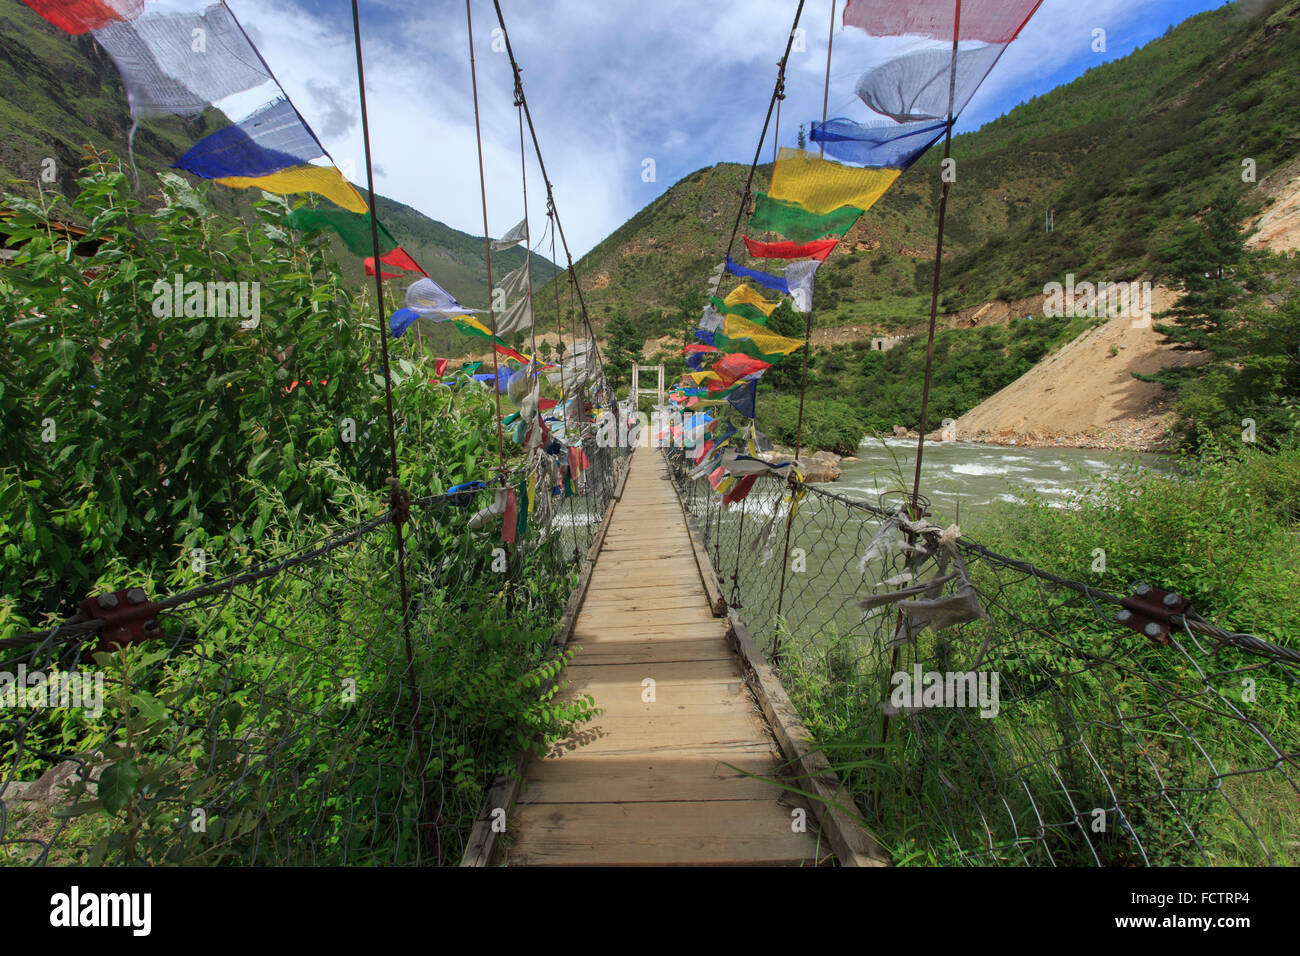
[879,414,1179,454]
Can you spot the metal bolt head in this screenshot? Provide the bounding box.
[1162,592,1181,607]
[1134,583,1152,598]
[127,588,147,605]
[1143,622,1163,638]
[97,593,119,610]
[1116,609,1132,623]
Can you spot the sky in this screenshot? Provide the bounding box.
[223,0,1235,258]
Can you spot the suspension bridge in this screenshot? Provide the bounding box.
[3,0,1298,870]
[500,449,849,866]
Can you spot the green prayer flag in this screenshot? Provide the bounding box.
[283,207,398,258]
[749,193,863,244]
[708,296,770,326]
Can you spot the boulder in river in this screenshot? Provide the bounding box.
[757,449,842,482]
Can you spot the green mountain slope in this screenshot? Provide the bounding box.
[0,0,551,308]
[549,0,1300,339]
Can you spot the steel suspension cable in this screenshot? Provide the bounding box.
[820,0,837,159]
[349,0,427,857]
[465,0,508,478]
[491,0,612,398]
[722,0,808,269]
[773,0,837,650]
[908,0,963,520]
[513,68,537,375]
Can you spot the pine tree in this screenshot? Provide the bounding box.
[604,310,643,391]
[1152,192,1255,354]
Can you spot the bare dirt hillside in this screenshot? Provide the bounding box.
[948,286,1204,451]
[1248,161,1300,253]
[948,167,1300,452]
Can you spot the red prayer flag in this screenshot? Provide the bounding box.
[724,475,758,506]
[364,246,428,279]
[741,236,838,261]
[22,0,142,34]
[494,343,529,364]
[433,357,449,378]
[710,353,771,388]
[502,489,518,544]
[843,0,1043,44]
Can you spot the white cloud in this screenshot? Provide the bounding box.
[219,0,1214,257]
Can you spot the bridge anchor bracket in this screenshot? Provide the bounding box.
[1116,583,1191,646]
[78,587,166,653]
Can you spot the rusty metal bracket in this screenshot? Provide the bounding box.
[78,587,165,653]
[1116,583,1191,646]
[386,477,411,527]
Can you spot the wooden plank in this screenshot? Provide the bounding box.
[517,751,789,804]
[563,659,742,681]
[460,751,526,867]
[584,575,703,591]
[505,800,824,866]
[579,594,711,612]
[571,608,718,630]
[557,681,751,717]
[566,637,733,665]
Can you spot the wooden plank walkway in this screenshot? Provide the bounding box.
[503,449,826,866]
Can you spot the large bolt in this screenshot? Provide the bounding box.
[1134,583,1152,598]
[127,588,147,605]
[1143,622,1163,638]
[1116,609,1133,624]
[1162,592,1182,608]
[97,593,118,610]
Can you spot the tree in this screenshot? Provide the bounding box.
[760,301,809,396]
[797,124,807,151]
[1151,192,1257,354]
[604,310,643,391]
[1138,193,1299,447]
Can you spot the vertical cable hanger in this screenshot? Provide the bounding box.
[513,65,537,378]
[908,0,963,521]
[465,0,508,479]
[678,3,809,403]
[820,0,837,158]
[722,0,808,271]
[491,0,613,402]
[881,0,965,754]
[349,0,424,855]
[774,0,835,654]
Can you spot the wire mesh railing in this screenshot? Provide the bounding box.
[0,446,626,866]
[666,448,1300,867]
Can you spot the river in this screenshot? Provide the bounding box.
[831,438,1166,534]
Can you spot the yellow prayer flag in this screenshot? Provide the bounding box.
[769,148,899,216]
[724,284,779,318]
[722,316,805,356]
[216,163,369,214]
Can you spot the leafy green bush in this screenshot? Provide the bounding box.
[0,156,596,866]
[976,445,1300,644]
[762,395,866,456]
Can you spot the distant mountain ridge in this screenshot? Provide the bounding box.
[546,0,1300,340]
